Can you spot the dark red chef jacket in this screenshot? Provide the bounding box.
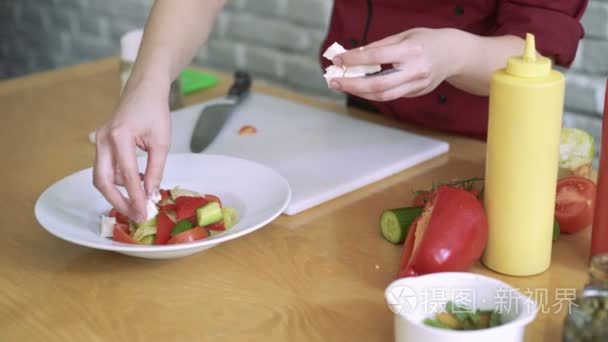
[319,0,588,140]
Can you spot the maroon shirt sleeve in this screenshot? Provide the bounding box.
[491,0,588,67]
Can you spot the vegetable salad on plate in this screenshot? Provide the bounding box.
[100,188,238,245]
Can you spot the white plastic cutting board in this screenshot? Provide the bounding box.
[168,92,449,215]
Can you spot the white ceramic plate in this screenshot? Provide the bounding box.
[35,154,291,259]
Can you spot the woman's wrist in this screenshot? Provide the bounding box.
[441,28,480,81]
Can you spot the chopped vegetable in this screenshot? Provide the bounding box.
[132,226,157,242]
[175,196,208,221]
[167,227,209,245]
[113,223,139,244]
[424,301,504,330]
[222,207,238,229]
[140,235,155,245]
[171,219,194,236]
[205,194,222,206]
[170,188,203,200]
[398,186,488,278]
[155,210,175,245]
[238,125,257,135]
[104,187,238,246]
[379,207,423,244]
[197,202,223,227]
[108,208,129,224]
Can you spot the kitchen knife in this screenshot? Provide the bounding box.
[189,70,252,153]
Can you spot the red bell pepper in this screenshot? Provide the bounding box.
[154,210,176,245]
[397,186,488,278]
[175,196,208,221]
[108,208,129,224]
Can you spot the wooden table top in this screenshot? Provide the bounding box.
[0,58,592,342]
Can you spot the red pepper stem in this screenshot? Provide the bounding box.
[591,80,608,258]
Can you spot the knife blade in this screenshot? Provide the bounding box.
[190,70,252,153]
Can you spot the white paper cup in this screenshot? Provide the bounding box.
[385,272,538,342]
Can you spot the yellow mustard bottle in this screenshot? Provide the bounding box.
[482,33,565,276]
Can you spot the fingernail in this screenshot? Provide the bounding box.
[333,57,343,66]
[330,80,341,90]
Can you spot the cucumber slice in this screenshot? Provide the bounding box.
[133,226,157,242]
[171,219,194,236]
[170,187,202,200]
[209,229,223,237]
[140,235,156,245]
[379,207,423,244]
[197,202,223,227]
[132,216,157,229]
[222,207,238,229]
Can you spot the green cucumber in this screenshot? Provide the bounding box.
[379,207,423,244]
[132,216,157,229]
[133,226,157,242]
[209,230,223,237]
[170,187,202,200]
[171,219,194,236]
[197,202,223,227]
[222,207,238,229]
[140,235,155,245]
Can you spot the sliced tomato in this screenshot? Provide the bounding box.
[160,189,171,201]
[108,208,129,224]
[155,210,176,245]
[205,194,222,207]
[412,191,434,207]
[175,196,208,221]
[159,203,177,212]
[206,221,226,231]
[113,223,138,244]
[167,227,209,245]
[555,177,596,234]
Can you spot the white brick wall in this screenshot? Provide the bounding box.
[0,0,606,153]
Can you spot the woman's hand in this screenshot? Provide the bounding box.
[93,76,171,223]
[330,28,526,99]
[329,28,466,101]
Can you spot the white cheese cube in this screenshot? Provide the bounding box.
[100,215,117,238]
[145,199,158,221]
[322,42,347,60]
[344,64,382,77]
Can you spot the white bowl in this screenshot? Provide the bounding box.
[385,272,538,342]
[35,154,291,259]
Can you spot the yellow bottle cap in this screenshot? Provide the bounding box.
[506,33,552,78]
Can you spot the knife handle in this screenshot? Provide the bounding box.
[227,70,252,101]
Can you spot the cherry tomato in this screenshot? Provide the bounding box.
[113,223,138,244]
[398,186,488,278]
[167,227,209,245]
[555,176,596,234]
